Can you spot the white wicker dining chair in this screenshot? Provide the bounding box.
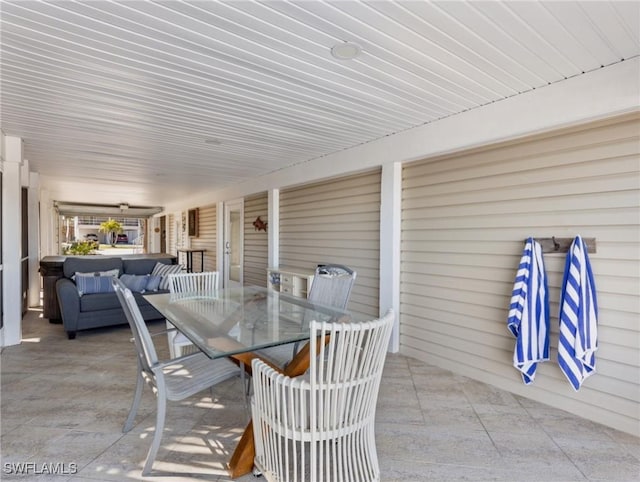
[251,309,394,482]
[113,278,238,476]
[166,271,220,357]
[261,264,358,369]
[307,264,357,309]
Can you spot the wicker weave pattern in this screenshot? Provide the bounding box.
[252,309,394,482]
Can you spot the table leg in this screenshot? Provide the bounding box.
[227,342,316,478]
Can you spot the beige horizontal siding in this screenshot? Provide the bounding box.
[190,204,217,272]
[279,169,381,316]
[243,192,268,287]
[167,213,176,257]
[400,112,640,436]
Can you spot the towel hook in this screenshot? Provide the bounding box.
[528,237,596,254]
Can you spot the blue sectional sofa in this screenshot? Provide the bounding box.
[56,256,178,339]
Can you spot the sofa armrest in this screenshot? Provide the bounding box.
[56,278,80,336]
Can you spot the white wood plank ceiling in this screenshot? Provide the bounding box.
[1,1,638,207]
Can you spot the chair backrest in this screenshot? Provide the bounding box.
[309,309,394,434]
[168,271,219,301]
[113,278,160,376]
[308,264,357,309]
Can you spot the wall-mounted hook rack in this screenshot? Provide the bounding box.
[532,237,597,254]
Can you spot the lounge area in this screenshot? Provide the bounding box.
[3,308,638,481]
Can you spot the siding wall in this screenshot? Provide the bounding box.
[167,213,176,257]
[279,169,381,317]
[400,113,640,436]
[190,204,217,272]
[244,192,268,287]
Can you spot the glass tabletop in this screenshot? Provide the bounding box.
[144,285,371,359]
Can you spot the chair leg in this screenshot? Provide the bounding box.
[142,391,167,476]
[123,367,144,433]
[239,362,247,408]
[166,320,178,358]
[239,362,252,419]
[168,339,177,359]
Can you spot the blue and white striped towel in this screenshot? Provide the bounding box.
[558,235,598,391]
[507,237,550,385]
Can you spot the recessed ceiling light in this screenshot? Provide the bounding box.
[330,41,362,60]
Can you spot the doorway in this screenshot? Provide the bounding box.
[223,199,243,287]
[160,216,166,253]
[21,187,28,316]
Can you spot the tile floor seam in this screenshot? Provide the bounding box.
[517,400,597,480]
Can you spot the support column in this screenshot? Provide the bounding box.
[379,161,402,353]
[28,172,40,307]
[216,202,224,276]
[267,189,279,269]
[2,135,24,346]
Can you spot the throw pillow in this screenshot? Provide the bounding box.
[151,262,183,290]
[76,273,116,296]
[145,275,162,292]
[72,268,120,281]
[119,274,149,293]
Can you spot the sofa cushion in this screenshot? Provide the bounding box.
[63,257,123,278]
[123,258,172,275]
[120,274,149,293]
[79,292,122,312]
[151,262,183,290]
[79,289,165,312]
[76,273,116,295]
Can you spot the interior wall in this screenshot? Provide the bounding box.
[400,113,640,436]
[243,192,268,287]
[279,169,381,317]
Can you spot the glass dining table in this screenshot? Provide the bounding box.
[144,285,371,478]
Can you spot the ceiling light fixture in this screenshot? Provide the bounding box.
[330,41,362,60]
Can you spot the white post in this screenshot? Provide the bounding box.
[2,135,24,346]
[379,162,402,353]
[28,172,41,307]
[73,216,79,242]
[216,202,224,275]
[268,189,279,269]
